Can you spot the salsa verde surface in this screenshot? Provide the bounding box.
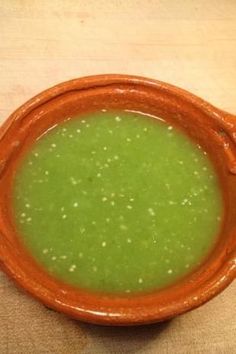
[13,110,222,294]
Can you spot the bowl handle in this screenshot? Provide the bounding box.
[214,110,236,174]
[219,111,236,279]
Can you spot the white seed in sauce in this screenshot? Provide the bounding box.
[148,208,155,216]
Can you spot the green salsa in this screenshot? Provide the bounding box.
[13,110,223,294]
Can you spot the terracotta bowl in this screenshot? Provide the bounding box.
[0,75,235,326]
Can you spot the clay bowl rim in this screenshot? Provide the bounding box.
[0,74,235,326]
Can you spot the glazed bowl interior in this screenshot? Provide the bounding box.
[0,75,235,325]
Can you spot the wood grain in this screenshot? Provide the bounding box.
[0,1,235,353]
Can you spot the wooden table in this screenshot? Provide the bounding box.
[0,1,235,353]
